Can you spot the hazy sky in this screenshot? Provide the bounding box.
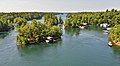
[0,0,120,12]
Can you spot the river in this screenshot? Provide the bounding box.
[0,14,120,66]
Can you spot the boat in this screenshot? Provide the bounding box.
[47,37,53,40]
[82,23,87,26]
[46,40,50,43]
[107,28,111,31]
[45,36,56,43]
[108,42,113,47]
[79,26,85,29]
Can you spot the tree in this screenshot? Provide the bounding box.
[109,24,120,45]
[14,17,27,27]
[17,18,62,45]
[58,16,63,24]
[106,9,109,12]
[44,13,59,27]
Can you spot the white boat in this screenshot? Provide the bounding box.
[100,23,109,28]
[79,26,85,29]
[47,37,53,40]
[108,42,113,47]
[107,28,111,31]
[46,40,50,43]
[82,23,87,26]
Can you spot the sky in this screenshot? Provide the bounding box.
[0,0,120,12]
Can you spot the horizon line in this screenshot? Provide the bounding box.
[0,8,120,13]
[0,9,120,13]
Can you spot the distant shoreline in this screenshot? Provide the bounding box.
[0,9,120,13]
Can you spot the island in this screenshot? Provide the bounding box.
[16,13,62,47]
[109,25,120,46]
[0,9,120,47]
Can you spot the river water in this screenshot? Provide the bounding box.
[0,14,120,66]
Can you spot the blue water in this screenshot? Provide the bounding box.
[0,14,120,66]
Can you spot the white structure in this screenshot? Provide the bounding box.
[107,28,111,31]
[46,40,50,43]
[47,37,53,40]
[108,42,113,47]
[79,26,85,29]
[100,23,109,28]
[82,23,87,26]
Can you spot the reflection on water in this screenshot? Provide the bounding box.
[15,41,63,66]
[0,32,8,39]
[64,25,103,38]
[65,28,80,37]
[0,25,120,66]
[1,14,120,66]
[18,41,62,56]
[112,46,120,55]
[87,25,103,31]
[112,46,120,61]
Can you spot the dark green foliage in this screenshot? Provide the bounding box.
[64,9,120,28]
[0,16,14,32]
[44,13,59,27]
[58,16,63,24]
[14,17,27,27]
[17,19,62,45]
[0,10,120,46]
[0,12,43,32]
[109,24,120,43]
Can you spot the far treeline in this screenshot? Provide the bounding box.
[64,9,120,46]
[0,12,63,47]
[64,9,120,28]
[0,12,43,32]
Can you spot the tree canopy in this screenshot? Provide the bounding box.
[109,24,120,45]
[64,9,120,28]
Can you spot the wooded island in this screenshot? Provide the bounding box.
[0,9,120,47]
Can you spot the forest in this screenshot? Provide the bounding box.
[0,12,63,46]
[17,14,62,46]
[0,9,120,46]
[64,9,120,46]
[0,12,43,32]
[64,9,120,28]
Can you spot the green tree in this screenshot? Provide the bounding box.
[14,17,27,27]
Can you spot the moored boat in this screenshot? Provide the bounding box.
[108,42,113,47]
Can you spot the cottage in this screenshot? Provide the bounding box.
[46,40,50,43]
[100,23,109,28]
[79,26,85,29]
[82,23,87,26]
[47,37,53,40]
